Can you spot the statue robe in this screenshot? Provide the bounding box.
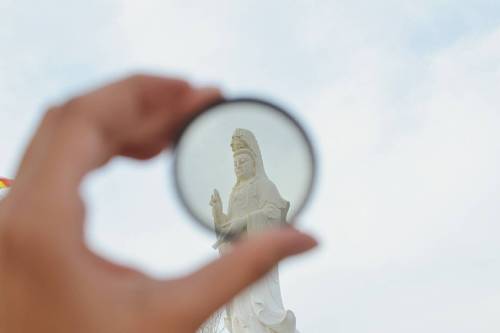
[219,176,298,333]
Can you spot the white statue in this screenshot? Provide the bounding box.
[209,128,298,333]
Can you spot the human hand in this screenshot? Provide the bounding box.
[0,74,317,333]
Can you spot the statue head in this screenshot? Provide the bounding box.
[233,149,256,181]
[231,128,267,184]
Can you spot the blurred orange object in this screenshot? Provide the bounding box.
[0,177,12,189]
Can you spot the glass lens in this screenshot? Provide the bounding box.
[174,99,315,236]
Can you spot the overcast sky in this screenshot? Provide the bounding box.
[1,1,500,332]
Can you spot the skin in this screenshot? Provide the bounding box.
[0,74,317,333]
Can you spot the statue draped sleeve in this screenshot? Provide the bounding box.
[245,177,289,234]
[218,177,289,239]
[244,178,297,333]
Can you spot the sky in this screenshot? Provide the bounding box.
[1,0,500,332]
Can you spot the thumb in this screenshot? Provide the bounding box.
[155,227,317,327]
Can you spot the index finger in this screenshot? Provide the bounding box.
[152,227,318,328]
[14,74,222,193]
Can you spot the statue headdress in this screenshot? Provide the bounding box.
[230,128,290,222]
[231,128,269,182]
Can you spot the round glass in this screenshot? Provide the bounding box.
[173,98,316,244]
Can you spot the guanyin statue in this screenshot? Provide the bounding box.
[209,128,298,333]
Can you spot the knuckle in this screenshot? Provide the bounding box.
[50,97,96,134]
[41,98,88,132]
[128,73,148,81]
[60,95,86,117]
[41,105,64,126]
[174,79,191,94]
[125,73,150,87]
[38,106,81,142]
[126,73,192,100]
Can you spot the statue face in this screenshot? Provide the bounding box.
[234,153,255,180]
